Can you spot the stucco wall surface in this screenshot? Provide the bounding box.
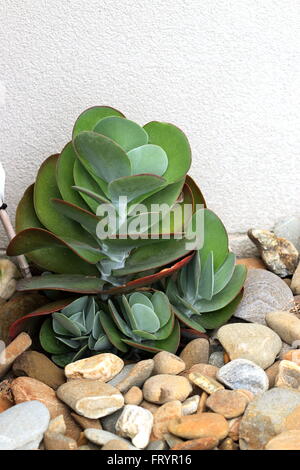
[0,0,299,250]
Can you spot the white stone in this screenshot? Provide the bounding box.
[182,395,200,415]
[116,405,153,449]
[65,353,124,382]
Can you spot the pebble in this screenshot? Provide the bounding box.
[11,376,81,440]
[116,360,154,393]
[171,436,218,451]
[266,311,300,345]
[143,374,192,404]
[65,353,124,382]
[84,428,133,447]
[57,379,124,419]
[179,338,209,369]
[140,400,159,415]
[101,439,137,450]
[0,401,50,450]
[124,386,143,405]
[107,364,135,387]
[217,359,269,395]
[265,430,300,450]
[153,351,185,375]
[206,390,248,418]
[236,258,266,269]
[168,413,228,440]
[152,400,182,439]
[239,387,300,449]
[248,229,299,277]
[71,413,102,430]
[274,216,300,252]
[282,349,300,365]
[216,323,282,369]
[209,351,225,368]
[0,380,14,413]
[275,360,300,390]
[101,409,123,432]
[182,395,200,415]
[47,415,66,434]
[0,292,47,344]
[265,361,281,388]
[189,372,224,394]
[291,262,300,295]
[146,440,168,450]
[44,432,77,450]
[228,417,241,441]
[219,437,239,450]
[234,269,294,324]
[0,332,32,378]
[116,404,153,448]
[163,432,183,448]
[0,260,20,301]
[13,351,65,390]
[182,363,219,381]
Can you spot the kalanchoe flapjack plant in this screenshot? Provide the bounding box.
[7,106,205,295]
[38,290,179,365]
[166,210,247,332]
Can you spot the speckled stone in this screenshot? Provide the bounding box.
[217,359,269,395]
[234,269,295,324]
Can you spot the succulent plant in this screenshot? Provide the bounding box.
[39,296,111,366]
[166,210,247,331]
[101,290,180,354]
[7,106,205,295]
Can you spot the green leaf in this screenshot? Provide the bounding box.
[17,274,106,294]
[62,296,88,316]
[199,209,229,271]
[72,186,110,205]
[127,144,168,176]
[108,299,134,338]
[56,336,80,349]
[172,306,206,333]
[51,353,76,367]
[94,116,148,152]
[195,265,247,313]
[73,159,105,212]
[33,155,87,242]
[143,121,191,184]
[39,318,70,354]
[73,106,125,139]
[56,142,89,210]
[151,291,171,327]
[131,304,160,333]
[197,292,243,329]
[100,311,128,353]
[50,199,100,237]
[108,174,166,204]
[198,251,214,301]
[135,313,174,340]
[74,131,131,183]
[52,312,82,336]
[213,252,236,295]
[123,319,180,354]
[128,292,153,309]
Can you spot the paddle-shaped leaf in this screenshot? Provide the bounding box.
[74,131,131,183]
[131,304,160,333]
[73,159,106,212]
[108,174,166,204]
[94,116,148,152]
[213,252,236,295]
[127,144,168,176]
[73,106,125,138]
[151,291,171,327]
[198,251,214,300]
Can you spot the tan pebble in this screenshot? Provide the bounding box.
[265,361,281,388]
[163,432,183,448]
[57,379,124,419]
[153,401,182,439]
[11,377,81,440]
[180,338,209,369]
[265,430,300,450]
[65,353,124,382]
[275,360,300,390]
[77,432,88,447]
[0,333,32,378]
[153,351,185,375]
[13,351,65,390]
[206,390,248,418]
[284,279,292,287]
[171,436,218,451]
[0,396,13,413]
[124,386,143,405]
[282,350,300,366]
[143,374,192,404]
[116,359,154,393]
[224,352,230,364]
[236,389,255,403]
[44,432,77,450]
[219,437,239,450]
[228,417,241,441]
[0,260,20,300]
[291,262,300,295]
[266,311,300,345]
[70,412,102,430]
[168,413,229,440]
[102,439,136,450]
[236,258,266,270]
[47,415,66,434]
[197,391,208,413]
[189,372,224,394]
[283,405,300,431]
[140,400,159,414]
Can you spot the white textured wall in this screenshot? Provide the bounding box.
[0,0,299,248]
